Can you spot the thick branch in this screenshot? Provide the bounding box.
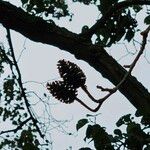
[81,0,150,38]
[84,25,150,105]
[0,1,150,117]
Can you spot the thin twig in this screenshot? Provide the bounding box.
[0,117,31,135]
[97,26,150,98]
[96,26,150,101]
[115,25,150,89]
[80,25,150,111]
[6,28,44,138]
[76,98,102,112]
[17,38,27,62]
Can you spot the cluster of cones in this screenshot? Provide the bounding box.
[47,60,86,104]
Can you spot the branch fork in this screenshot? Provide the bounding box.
[47,25,150,112]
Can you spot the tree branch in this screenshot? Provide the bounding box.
[0,1,150,117]
[76,98,102,112]
[0,117,31,135]
[6,28,44,138]
[72,26,149,112]
[95,25,150,102]
[81,0,150,38]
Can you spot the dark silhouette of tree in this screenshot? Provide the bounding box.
[0,0,150,149]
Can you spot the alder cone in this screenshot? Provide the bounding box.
[46,81,77,104]
[57,59,86,88]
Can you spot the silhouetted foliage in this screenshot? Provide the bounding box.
[0,0,150,149]
[77,113,150,150]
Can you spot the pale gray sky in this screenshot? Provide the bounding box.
[1,1,150,149]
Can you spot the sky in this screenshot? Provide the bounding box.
[1,1,150,149]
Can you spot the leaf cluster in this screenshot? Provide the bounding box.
[77,113,150,150]
[0,45,49,150]
[21,0,72,19]
[19,0,150,47]
[0,126,47,150]
[95,5,138,46]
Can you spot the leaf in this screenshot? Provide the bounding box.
[76,119,88,131]
[126,122,141,135]
[34,139,40,146]
[12,120,18,125]
[114,129,122,136]
[43,93,47,97]
[3,78,15,101]
[144,15,150,24]
[85,125,93,139]
[81,25,89,33]
[123,114,132,122]
[132,5,142,13]
[21,0,28,5]
[116,118,124,127]
[125,29,135,42]
[116,114,132,127]
[135,110,142,117]
[99,0,118,15]
[24,113,28,118]
[87,124,113,150]
[0,107,3,115]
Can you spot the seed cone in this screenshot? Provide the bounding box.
[46,81,77,104]
[57,59,86,88]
